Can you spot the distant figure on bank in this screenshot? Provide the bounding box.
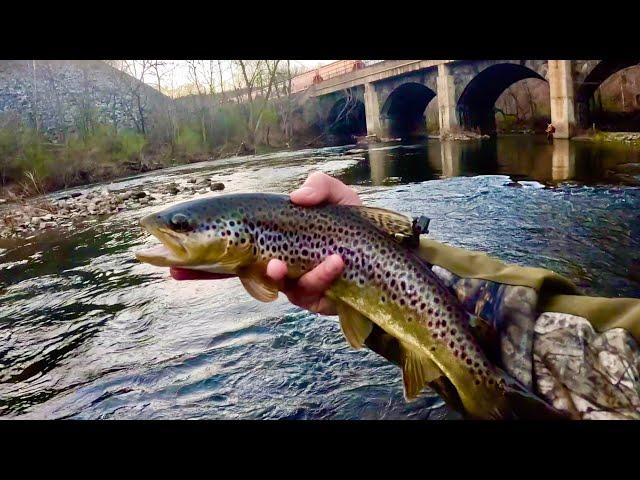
[237,142,255,156]
[546,123,556,143]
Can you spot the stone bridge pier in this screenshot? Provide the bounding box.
[358,60,578,139]
[548,60,576,139]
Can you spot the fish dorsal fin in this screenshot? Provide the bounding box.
[401,346,444,401]
[238,264,279,302]
[350,206,414,241]
[336,301,373,349]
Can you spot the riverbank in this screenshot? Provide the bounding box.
[0,174,228,243]
[0,140,279,204]
[573,131,640,146]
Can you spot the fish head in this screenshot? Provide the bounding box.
[135,195,257,273]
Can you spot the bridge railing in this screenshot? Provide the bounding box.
[290,60,386,93]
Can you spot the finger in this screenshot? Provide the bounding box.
[265,259,288,289]
[296,254,344,293]
[170,267,235,281]
[308,297,339,316]
[290,172,362,207]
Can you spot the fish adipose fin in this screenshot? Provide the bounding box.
[336,302,374,349]
[350,206,414,241]
[401,346,444,401]
[238,265,280,302]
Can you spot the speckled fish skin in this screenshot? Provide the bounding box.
[137,193,553,419]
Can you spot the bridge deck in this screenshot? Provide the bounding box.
[309,60,455,96]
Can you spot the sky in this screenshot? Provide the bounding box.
[145,60,336,95]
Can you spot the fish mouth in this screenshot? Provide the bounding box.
[135,214,189,267]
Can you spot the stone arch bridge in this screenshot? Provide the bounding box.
[304,60,640,139]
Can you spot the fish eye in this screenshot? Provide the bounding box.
[170,213,192,232]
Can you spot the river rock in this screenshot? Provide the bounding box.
[133,191,147,199]
[606,171,640,186]
[356,134,380,145]
[612,163,640,175]
[187,178,197,184]
[210,182,225,191]
[71,192,82,198]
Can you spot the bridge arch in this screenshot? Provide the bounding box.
[380,82,436,138]
[326,95,366,138]
[574,60,640,128]
[454,61,548,135]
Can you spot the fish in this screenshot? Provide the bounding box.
[135,192,567,419]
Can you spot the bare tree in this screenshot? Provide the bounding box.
[39,62,67,142]
[30,60,40,133]
[232,60,281,146]
[273,60,300,145]
[106,60,154,135]
[149,60,178,144]
[522,80,536,120]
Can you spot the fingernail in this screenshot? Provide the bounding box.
[291,186,315,198]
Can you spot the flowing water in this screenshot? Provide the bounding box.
[1,136,640,419]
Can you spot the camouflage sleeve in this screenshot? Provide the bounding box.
[429,263,640,420]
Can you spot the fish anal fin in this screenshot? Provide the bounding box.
[364,324,403,366]
[336,302,373,349]
[350,206,414,240]
[238,265,279,302]
[363,326,466,411]
[401,346,444,401]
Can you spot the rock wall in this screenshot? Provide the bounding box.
[0,60,171,140]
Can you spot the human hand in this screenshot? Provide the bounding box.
[170,171,362,315]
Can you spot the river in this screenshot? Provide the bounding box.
[1,135,639,419]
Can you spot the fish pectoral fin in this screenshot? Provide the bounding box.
[238,265,280,303]
[401,346,444,401]
[350,206,414,241]
[336,302,374,349]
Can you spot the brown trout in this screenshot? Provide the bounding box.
[136,193,565,419]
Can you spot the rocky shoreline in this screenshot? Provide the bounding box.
[0,176,225,241]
